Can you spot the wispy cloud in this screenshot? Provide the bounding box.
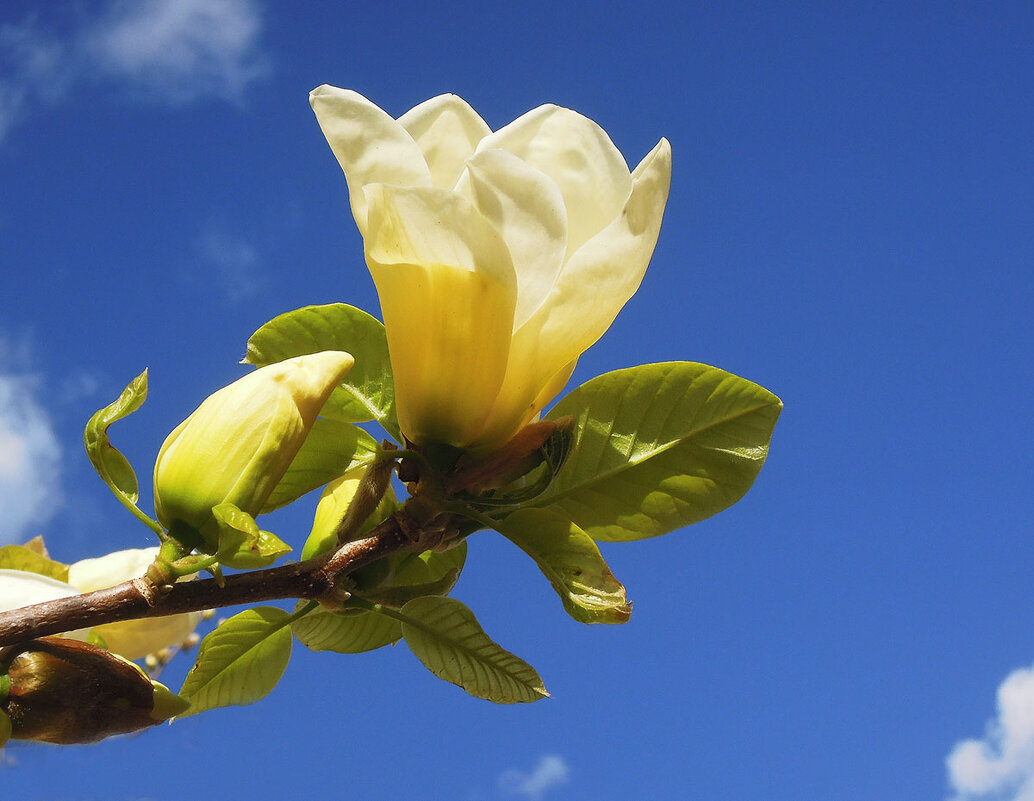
[0,352,62,545]
[195,224,265,302]
[83,0,269,104]
[0,0,268,143]
[947,664,1034,801]
[498,755,570,801]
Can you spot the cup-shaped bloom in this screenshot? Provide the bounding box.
[0,548,201,660]
[153,351,354,549]
[311,86,671,453]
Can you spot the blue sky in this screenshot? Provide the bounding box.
[1,1,1033,799]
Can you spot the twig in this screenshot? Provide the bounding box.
[0,516,413,647]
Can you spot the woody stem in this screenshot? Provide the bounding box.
[0,514,419,648]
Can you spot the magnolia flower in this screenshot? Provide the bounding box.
[0,548,199,660]
[154,351,354,550]
[311,86,671,453]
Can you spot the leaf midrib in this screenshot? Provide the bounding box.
[540,398,777,509]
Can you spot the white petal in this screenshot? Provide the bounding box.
[0,569,89,641]
[68,547,159,592]
[69,547,200,659]
[465,148,568,330]
[398,94,491,190]
[93,613,201,661]
[309,85,431,234]
[529,137,671,363]
[476,104,632,260]
[472,138,671,449]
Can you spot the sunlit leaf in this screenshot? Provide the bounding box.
[292,543,467,655]
[83,370,148,510]
[538,362,782,541]
[178,607,293,716]
[291,603,400,654]
[0,545,69,582]
[244,304,399,440]
[400,596,548,704]
[261,419,380,513]
[498,508,631,624]
[210,503,291,570]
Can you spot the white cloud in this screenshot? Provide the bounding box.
[196,225,265,302]
[498,755,570,801]
[83,0,269,103]
[0,372,62,545]
[948,664,1034,801]
[0,0,268,143]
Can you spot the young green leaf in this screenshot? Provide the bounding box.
[292,543,467,655]
[178,607,293,716]
[210,503,291,570]
[244,304,400,440]
[291,604,401,654]
[0,545,69,582]
[538,362,782,541]
[260,418,380,513]
[400,596,548,704]
[83,370,159,531]
[498,508,631,624]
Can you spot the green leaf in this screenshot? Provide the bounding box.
[178,607,293,716]
[498,508,631,624]
[261,419,380,513]
[360,568,461,608]
[83,370,149,513]
[211,503,291,570]
[400,596,548,704]
[0,545,69,582]
[292,543,467,655]
[538,362,782,541]
[244,304,400,440]
[291,603,401,654]
[392,542,467,586]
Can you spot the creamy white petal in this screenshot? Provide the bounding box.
[476,104,632,260]
[398,94,491,190]
[472,138,671,449]
[93,613,200,661]
[528,137,671,365]
[310,85,431,233]
[465,148,568,330]
[0,569,89,641]
[364,184,517,446]
[67,547,158,592]
[68,548,202,660]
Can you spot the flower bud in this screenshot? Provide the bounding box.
[154,351,354,551]
[1,637,189,744]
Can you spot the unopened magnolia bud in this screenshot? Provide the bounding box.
[154,351,354,551]
[1,638,189,744]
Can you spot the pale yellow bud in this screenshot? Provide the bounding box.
[153,351,354,550]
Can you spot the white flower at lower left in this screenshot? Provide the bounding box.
[0,547,200,660]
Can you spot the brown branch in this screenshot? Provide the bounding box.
[0,516,414,648]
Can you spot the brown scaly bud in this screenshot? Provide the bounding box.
[1,637,189,744]
[448,417,575,495]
